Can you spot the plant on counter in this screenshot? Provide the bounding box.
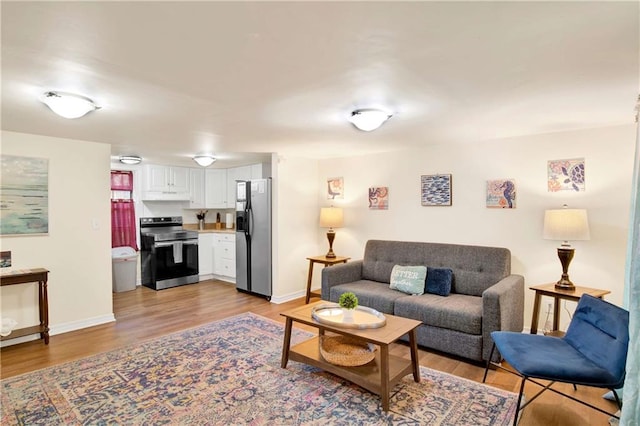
[196,210,208,220]
[338,292,358,310]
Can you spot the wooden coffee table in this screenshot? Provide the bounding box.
[280,301,421,411]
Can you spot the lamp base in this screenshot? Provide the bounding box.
[325,229,337,259]
[555,247,576,291]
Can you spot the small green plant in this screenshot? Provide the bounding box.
[338,292,358,310]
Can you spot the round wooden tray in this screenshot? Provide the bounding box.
[311,303,386,329]
[319,335,376,366]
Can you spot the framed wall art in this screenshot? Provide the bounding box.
[369,187,389,210]
[547,158,585,192]
[0,155,49,235]
[327,177,344,199]
[486,179,516,208]
[421,174,452,206]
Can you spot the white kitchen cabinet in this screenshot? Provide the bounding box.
[189,168,205,208]
[226,165,251,207]
[198,233,215,278]
[205,169,227,208]
[250,163,263,179]
[142,165,190,200]
[213,233,236,281]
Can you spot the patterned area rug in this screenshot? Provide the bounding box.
[1,313,517,425]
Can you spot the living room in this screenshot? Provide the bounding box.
[1,1,638,424]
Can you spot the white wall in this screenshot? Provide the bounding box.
[1,131,114,343]
[271,155,321,302]
[317,124,636,329]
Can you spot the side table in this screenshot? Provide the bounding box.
[0,268,50,344]
[529,283,610,336]
[305,255,350,304]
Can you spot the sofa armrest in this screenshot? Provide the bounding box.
[320,260,364,301]
[481,274,525,361]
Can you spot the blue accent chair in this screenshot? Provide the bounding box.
[483,294,629,425]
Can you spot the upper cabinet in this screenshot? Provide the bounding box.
[205,169,227,208]
[226,166,251,207]
[142,165,190,200]
[189,168,205,208]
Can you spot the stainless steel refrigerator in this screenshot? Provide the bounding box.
[235,178,272,300]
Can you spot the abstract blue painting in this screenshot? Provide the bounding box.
[1,155,49,235]
[421,174,452,206]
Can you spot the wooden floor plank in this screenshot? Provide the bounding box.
[0,280,618,425]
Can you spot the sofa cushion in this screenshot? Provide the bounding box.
[390,265,427,295]
[329,281,406,314]
[394,293,483,335]
[425,267,453,296]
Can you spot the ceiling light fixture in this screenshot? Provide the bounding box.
[40,91,100,119]
[119,155,142,165]
[193,154,216,167]
[349,108,392,131]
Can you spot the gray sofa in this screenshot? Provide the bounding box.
[321,240,524,362]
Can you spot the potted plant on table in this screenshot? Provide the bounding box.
[339,292,358,322]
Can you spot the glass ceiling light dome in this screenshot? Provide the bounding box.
[40,91,100,119]
[193,154,216,167]
[349,108,392,131]
[119,156,142,165]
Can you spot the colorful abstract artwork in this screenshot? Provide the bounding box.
[327,177,344,199]
[0,155,49,235]
[369,187,389,210]
[421,174,452,206]
[548,158,585,192]
[486,179,516,208]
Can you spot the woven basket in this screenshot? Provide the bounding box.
[319,335,376,366]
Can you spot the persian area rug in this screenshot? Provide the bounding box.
[1,313,517,425]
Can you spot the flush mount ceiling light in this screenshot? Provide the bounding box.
[349,108,392,131]
[193,154,216,167]
[119,155,142,165]
[40,91,100,119]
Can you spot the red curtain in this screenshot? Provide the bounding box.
[111,171,138,250]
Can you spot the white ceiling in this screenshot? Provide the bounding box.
[1,1,638,168]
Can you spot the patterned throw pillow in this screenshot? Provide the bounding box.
[390,265,427,295]
[425,267,453,296]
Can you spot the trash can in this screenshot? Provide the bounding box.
[112,246,138,292]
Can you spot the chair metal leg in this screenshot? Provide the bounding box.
[513,377,526,426]
[483,343,497,383]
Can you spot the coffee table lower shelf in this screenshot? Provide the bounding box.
[289,336,415,403]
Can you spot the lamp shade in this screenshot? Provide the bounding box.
[319,207,344,229]
[543,208,590,243]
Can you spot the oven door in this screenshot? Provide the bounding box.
[152,239,199,289]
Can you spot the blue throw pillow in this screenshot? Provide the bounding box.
[390,265,427,295]
[425,267,453,296]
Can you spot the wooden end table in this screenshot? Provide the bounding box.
[304,255,350,304]
[0,268,50,344]
[280,301,421,412]
[529,283,610,336]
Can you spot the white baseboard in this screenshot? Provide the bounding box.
[0,313,116,348]
[269,289,308,304]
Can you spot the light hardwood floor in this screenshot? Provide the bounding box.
[1,280,618,425]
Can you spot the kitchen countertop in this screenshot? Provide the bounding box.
[183,223,236,234]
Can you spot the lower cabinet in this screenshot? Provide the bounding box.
[213,233,236,281]
[198,234,215,277]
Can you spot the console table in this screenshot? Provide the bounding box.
[0,268,50,344]
[305,255,350,304]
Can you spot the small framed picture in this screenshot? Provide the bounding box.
[548,158,585,192]
[369,187,389,210]
[327,177,344,199]
[486,179,516,208]
[421,174,452,206]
